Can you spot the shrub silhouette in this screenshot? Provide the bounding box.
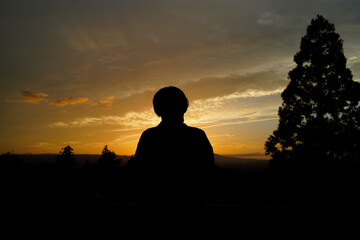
[265,15,360,170]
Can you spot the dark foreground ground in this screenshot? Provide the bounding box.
[1,167,359,239]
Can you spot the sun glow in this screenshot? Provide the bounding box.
[1,1,359,158]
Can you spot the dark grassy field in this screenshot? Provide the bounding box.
[1,155,359,239]
[1,165,359,239]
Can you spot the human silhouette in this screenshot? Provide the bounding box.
[133,86,215,174]
[132,86,215,238]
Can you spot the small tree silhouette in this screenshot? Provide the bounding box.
[265,15,360,169]
[96,145,121,168]
[56,145,77,168]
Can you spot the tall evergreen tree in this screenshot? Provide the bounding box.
[265,15,360,167]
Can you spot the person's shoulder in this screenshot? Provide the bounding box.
[141,127,158,136]
[185,125,206,136]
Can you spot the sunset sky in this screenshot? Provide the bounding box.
[1,0,360,158]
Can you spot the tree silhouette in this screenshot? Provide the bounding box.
[265,15,360,169]
[96,145,121,168]
[56,145,77,168]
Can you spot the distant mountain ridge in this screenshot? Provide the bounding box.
[214,154,269,172]
[15,153,269,171]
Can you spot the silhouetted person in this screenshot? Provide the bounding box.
[132,86,215,238]
[134,86,215,174]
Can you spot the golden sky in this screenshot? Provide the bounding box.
[1,0,360,158]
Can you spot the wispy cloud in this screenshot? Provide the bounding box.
[29,142,58,150]
[6,91,90,107]
[49,111,278,130]
[21,90,48,104]
[257,12,284,26]
[182,70,288,102]
[194,115,279,129]
[99,96,115,107]
[184,87,282,128]
[190,88,284,109]
[49,111,159,129]
[49,88,281,130]
[54,97,89,106]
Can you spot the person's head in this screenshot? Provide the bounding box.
[153,86,189,123]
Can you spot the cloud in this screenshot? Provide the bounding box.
[29,142,58,149]
[49,111,159,129]
[54,97,89,106]
[4,99,22,103]
[21,90,48,104]
[181,70,288,102]
[48,69,285,131]
[49,122,70,128]
[2,1,360,104]
[257,12,283,26]
[49,86,282,130]
[7,91,91,107]
[99,96,115,107]
[190,88,284,107]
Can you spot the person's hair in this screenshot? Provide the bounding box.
[153,86,189,117]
